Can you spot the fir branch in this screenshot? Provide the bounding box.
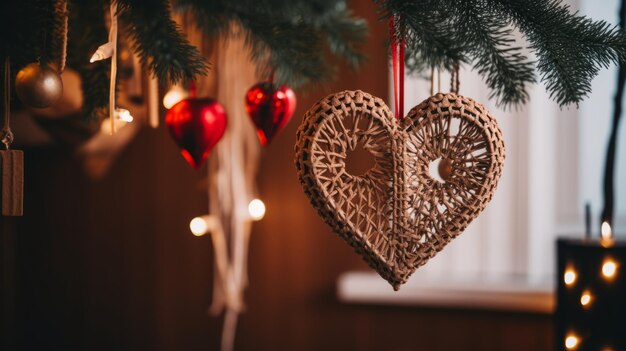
[174,0,367,88]
[378,0,467,73]
[117,0,209,83]
[450,1,535,106]
[489,0,626,106]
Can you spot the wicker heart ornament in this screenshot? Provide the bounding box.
[294,90,505,290]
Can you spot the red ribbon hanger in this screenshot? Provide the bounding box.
[390,14,405,119]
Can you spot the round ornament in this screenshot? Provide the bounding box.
[245,82,296,146]
[165,98,227,169]
[15,63,63,108]
[294,90,505,290]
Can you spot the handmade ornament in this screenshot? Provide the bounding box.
[294,90,505,289]
[165,98,227,169]
[1,58,24,216]
[245,82,296,145]
[14,63,63,108]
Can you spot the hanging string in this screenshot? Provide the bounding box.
[2,57,13,150]
[450,63,460,94]
[390,14,404,119]
[108,1,118,134]
[54,0,68,73]
[430,67,435,96]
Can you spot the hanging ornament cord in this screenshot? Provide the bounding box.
[1,57,24,217]
[390,14,404,119]
[108,1,118,134]
[54,0,68,73]
[450,64,460,94]
[2,58,13,150]
[430,66,443,96]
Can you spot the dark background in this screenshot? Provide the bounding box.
[1,1,553,350]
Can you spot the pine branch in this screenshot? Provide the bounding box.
[174,0,367,88]
[489,0,626,106]
[450,1,535,106]
[381,0,626,107]
[117,0,209,83]
[379,0,467,72]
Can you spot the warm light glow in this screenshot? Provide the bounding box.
[601,221,613,241]
[100,118,127,134]
[163,86,188,109]
[580,290,592,307]
[248,199,266,221]
[564,269,577,286]
[116,108,134,122]
[565,335,579,350]
[190,216,209,236]
[602,259,617,279]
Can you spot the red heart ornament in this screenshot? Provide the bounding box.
[165,98,227,169]
[245,82,296,146]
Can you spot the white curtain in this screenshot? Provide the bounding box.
[399,0,626,281]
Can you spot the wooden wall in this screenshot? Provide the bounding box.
[1,1,553,350]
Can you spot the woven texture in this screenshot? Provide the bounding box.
[294,91,505,290]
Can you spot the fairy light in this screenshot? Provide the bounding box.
[163,85,188,109]
[580,290,592,307]
[602,258,617,279]
[565,334,580,350]
[116,108,133,122]
[564,268,577,286]
[100,108,134,133]
[189,215,217,236]
[248,199,266,221]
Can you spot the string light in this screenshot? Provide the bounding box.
[565,334,579,350]
[248,199,266,221]
[100,108,134,134]
[580,290,592,307]
[564,268,577,286]
[163,85,188,109]
[189,215,217,236]
[116,108,133,122]
[602,258,617,279]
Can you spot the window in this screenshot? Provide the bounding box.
[338,0,625,310]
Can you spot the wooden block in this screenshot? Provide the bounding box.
[1,150,23,216]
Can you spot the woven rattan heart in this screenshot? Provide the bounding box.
[294,90,505,290]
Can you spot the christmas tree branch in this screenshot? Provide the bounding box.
[174,0,367,88]
[451,1,535,106]
[488,0,626,106]
[380,0,626,107]
[117,0,209,83]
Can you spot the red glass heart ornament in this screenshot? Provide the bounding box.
[165,98,227,169]
[245,82,296,145]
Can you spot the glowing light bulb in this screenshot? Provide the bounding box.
[580,290,592,307]
[565,335,579,350]
[602,259,617,279]
[116,108,133,122]
[564,269,577,286]
[248,199,266,221]
[163,86,188,109]
[190,217,209,236]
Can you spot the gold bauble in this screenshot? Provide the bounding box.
[15,63,63,108]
